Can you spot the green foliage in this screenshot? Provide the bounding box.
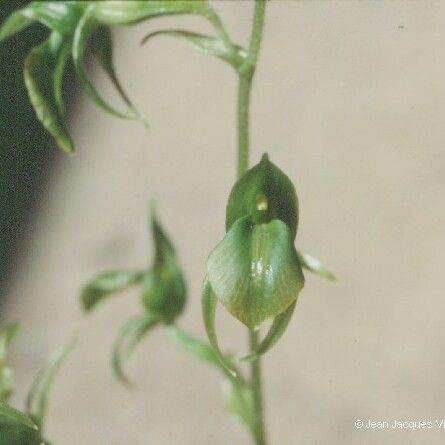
[0,323,19,402]
[0,328,73,445]
[0,0,242,152]
[26,337,75,430]
[112,314,160,386]
[81,270,145,311]
[141,29,246,70]
[0,402,42,445]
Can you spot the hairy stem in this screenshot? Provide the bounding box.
[236,1,267,444]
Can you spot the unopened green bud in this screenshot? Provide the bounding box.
[142,215,186,322]
[226,153,299,239]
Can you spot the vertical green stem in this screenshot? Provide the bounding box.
[249,329,266,445]
[236,1,267,444]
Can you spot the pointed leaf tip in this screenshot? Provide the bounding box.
[112,315,159,386]
[26,337,76,429]
[140,29,246,70]
[24,38,74,153]
[81,269,145,312]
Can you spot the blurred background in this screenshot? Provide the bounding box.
[1,1,445,444]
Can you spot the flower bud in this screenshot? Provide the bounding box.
[226,153,299,239]
[142,215,186,322]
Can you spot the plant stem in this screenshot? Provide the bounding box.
[236,1,267,444]
[237,0,266,179]
[249,329,266,445]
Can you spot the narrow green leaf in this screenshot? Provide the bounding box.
[21,1,85,35]
[142,213,187,322]
[207,216,304,329]
[0,10,34,42]
[226,153,299,239]
[141,29,246,70]
[93,0,211,26]
[221,379,254,430]
[25,337,75,429]
[112,314,159,386]
[72,6,141,121]
[0,323,19,402]
[24,36,74,153]
[91,26,134,108]
[242,301,297,362]
[81,269,145,312]
[0,402,41,445]
[167,325,220,368]
[201,280,236,377]
[297,250,336,281]
[53,40,71,115]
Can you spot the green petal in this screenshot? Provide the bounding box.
[226,153,299,239]
[242,301,296,362]
[25,337,75,429]
[0,323,19,402]
[141,29,246,70]
[207,217,304,329]
[142,213,186,322]
[297,250,336,281]
[81,269,145,312]
[0,402,41,445]
[93,0,211,25]
[201,280,236,376]
[112,314,159,386]
[24,36,74,153]
[72,7,140,120]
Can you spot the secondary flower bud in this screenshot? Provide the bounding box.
[142,215,187,322]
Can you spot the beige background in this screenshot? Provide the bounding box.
[4,1,445,443]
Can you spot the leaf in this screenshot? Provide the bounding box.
[142,213,187,322]
[72,6,141,121]
[0,10,34,42]
[91,26,134,108]
[112,314,159,386]
[81,269,145,312]
[167,325,220,367]
[26,337,75,429]
[0,402,41,445]
[0,1,85,42]
[0,323,19,402]
[141,29,246,70]
[93,0,212,26]
[24,35,74,153]
[297,251,336,281]
[53,39,72,115]
[221,379,254,430]
[226,153,299,239]
[207,216,304,329]
[201,280,236,377]
[242,301,296,362]
[21,1,85,35]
